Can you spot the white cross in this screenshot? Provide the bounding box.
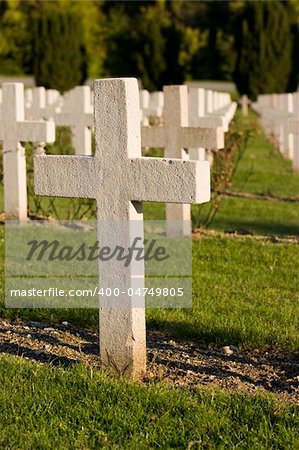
[242,95,249,117]
[34,77,211,377]
[142,85,223,237]
[54,86,93,156]
[188,88,222,162]
[25,87,47,119]
[0,83,55,220]
[275,94,293,156]
[288,93,299,169]
[46,89,62,109]
[139,89,150,126]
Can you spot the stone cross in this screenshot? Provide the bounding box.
[139,91,164,126]
[146,91,164,121]
[257,93,293,157]
[25,87,47,120]
[46,89,62,109]
[54,86,93,156]
[188,87,227,163]
[206,90,214,114]
[288,92,299,170]
[34,77,211,377]
[242,95,249,116]
[275,94,292,156]
[0,83,55,220]
[142,85,223,237]
[139,89,150,126]
[188,88,207,162]
[25,87,61,121]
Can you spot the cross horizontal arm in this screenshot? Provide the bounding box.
[141,126,166,148]
[180,126,224,150]
[18,121,55,143]
[128,157,210,204]
[193,116,225,128]
[53,112,74,127]
[34,155,97,198]
[54,111,93,128]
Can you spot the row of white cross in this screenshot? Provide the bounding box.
[140,87,234,126]
[253,92,299,170]
[0,82,237,232]
[1,78,237,377]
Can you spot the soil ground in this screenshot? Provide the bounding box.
[1,319,297,404]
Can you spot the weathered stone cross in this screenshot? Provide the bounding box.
[142,85,224,237]
[188,87,222,162]
[288,92,299,169]
[34,78,211,377]
[54,86,93,156]
[0,83,55,220]
[25,87,47,119]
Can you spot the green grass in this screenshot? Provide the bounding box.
[0,113,298,349]
[0,356,298,449]
[0,111,298,448]
[232,120,299,197]
[201,197,299,236]
[1,225,298,352]
[148,237,299,351]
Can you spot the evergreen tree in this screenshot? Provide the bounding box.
[287,0,299,91]
[233,1,293,99]
[0,0,33,75]
[32,7,87,92]
[104,1,202,90]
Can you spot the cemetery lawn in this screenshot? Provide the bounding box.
[0,356,298,449]
[0,112,298,447]
[0,110,298,350]
[0,224,298,351]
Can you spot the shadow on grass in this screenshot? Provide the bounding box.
[210,219,299,237]
[147,319,274,350]
[0,322,99,368]
[0,342,79,367]
[147,334,299,397]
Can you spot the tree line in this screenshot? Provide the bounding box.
[0,0,298,99]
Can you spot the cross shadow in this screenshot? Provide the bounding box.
[0,323,99,368]
[212,219,299,237]
[147,335,299,396]
[0,342,78,368]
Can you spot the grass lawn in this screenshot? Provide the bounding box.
[0,356,298,449]
[0,111,298,448]
[232,119,299,197]
[1,227,298,352]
